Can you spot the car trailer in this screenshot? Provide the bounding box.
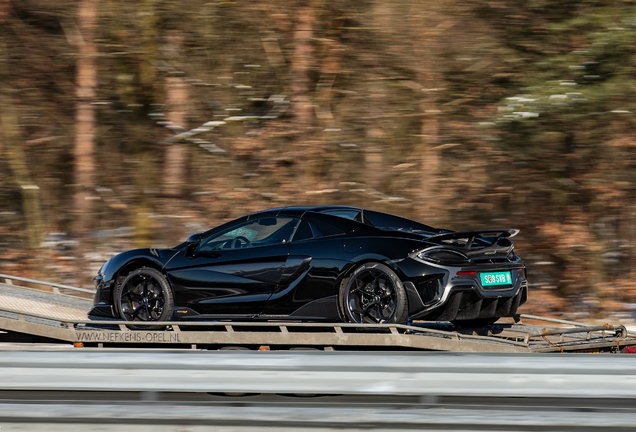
[1,272,635,353]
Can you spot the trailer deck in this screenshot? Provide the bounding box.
[1,273,635,353]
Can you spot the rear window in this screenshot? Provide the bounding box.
[363,210,436,232]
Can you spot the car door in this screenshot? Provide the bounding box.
[165,217,298,316]
[261,216,352,319]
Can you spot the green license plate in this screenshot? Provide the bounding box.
[480,271,512,286]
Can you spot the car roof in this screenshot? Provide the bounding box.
[190,205,437,245]
[246,205,361,219]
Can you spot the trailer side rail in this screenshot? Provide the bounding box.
[0,273,95,295]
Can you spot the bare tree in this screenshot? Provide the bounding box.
[73,0,98,238]
[289,0,315,186]
[164,77,189,196]
[0,39,43,248]
[163,33,189,197]
[411,1,450,222]
[291,0,314,130]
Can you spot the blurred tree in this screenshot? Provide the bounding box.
[291,0,315,187]
[163,34,188,197]
[291,0,314,130]
[2,0,636,314]
[411,2,448,223]
[0,40,43,248]
[483,0,636,304]
[73,0,98,238]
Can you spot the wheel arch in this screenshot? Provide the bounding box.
[339,255,407,289]
[337,257,410,323]
[109,258,167,303]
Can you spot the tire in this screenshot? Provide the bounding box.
[451,317,499,328]
[339,262,408,325]
[114,267,174,330]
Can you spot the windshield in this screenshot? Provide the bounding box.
[197,217,299,251]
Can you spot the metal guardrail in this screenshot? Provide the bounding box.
[0,272,95,294]
[3,401,636,431]
[1,401,636,431]
[1,350,636,398]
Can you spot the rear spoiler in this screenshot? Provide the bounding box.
[427,229,520,250]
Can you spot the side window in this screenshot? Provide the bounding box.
[198,217,299,251]
[324,210,363,222]
[292,220,314,242]
[291,219,346,242]
[308,219,345,238]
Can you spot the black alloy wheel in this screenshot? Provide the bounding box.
[340,262,408,325]
[115,267,174,330]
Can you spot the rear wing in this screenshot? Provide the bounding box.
[427,229,519,251]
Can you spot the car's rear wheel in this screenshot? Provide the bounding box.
[339,262,408,325]
[114,267,174,330]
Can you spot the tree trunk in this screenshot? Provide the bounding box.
[412,2,446,222]
[0,41,43,248]
[315,39,341,124]
[291,0,314,129]
[74,0,98,238]
[290,0,314,185]
[163,76,188,196]
[163,30,188,197]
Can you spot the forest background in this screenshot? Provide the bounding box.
[2,0,636,321]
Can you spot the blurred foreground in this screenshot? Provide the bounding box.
[1,396,635,432]
[2,1,636,320]
[0,350,635,431]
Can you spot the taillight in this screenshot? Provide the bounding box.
[417,249,471,266]
[625,345,636,354]
[457,271,475,275]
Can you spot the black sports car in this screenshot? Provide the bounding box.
[90,206,528,327]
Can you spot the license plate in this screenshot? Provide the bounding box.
[481,271,512,286]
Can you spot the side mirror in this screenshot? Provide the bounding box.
[186,233,202,244]
[185,233,202,257]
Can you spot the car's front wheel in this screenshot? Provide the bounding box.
[339,262,408,325]
[114,267,174,330]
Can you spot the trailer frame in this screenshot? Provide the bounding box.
[1,273,634,353]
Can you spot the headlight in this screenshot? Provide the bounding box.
[414,249,471,266]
